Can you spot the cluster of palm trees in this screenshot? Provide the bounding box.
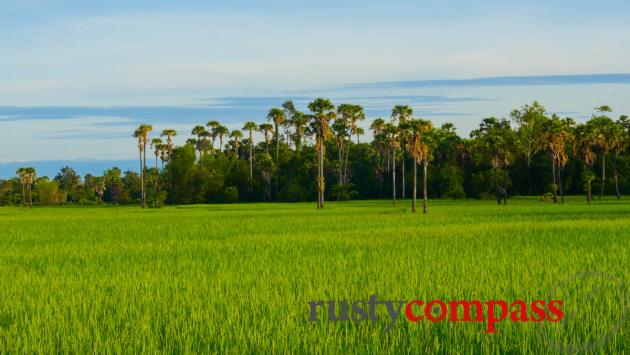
[129,99,628,212]
[15,167,36,207]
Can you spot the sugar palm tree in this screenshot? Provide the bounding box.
[151,138,163,171]
[611,118,628,199]
[268,108,286,197]
[160,128,177,204]
[282,100,296,146]
[354,126,364,144]
[576,123,597,203]
[405,119,434,213]
[216,125,229,153]
[230,129,243,171]
[385,123,399,206]
[290,111,308,154]
[206,120,220,155]
[589,108,615,199]
[545,115,574,203]
[134,124,153,208]
[392,105,413,199]
[16,167,36,207]
[191,125,207,159]
[258,123,273,154]
[243,122,258,180]
[308,98,336,209]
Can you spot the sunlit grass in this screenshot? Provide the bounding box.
[0,198,629,353]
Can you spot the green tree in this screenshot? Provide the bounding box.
[133,124,153,208]
[392,105,413,200]
[160,128,177,204]
[308,98,336,209]
[405,119,434,213]
[268,108,286,198]
[243,122,258,181]
[510,101,547,195]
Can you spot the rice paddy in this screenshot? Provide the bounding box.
[0,197,629,353]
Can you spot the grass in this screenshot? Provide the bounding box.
[0,197,629,353]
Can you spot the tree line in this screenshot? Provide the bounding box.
[2,100,629,212]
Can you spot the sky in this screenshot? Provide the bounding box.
[1,0,630,177]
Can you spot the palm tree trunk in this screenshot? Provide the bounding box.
[614,153,621,199]
[139,148,144,208]
[338,145,342,201]
[600,152,606,199]
[249,131,254,181]
[392,149,396,207]
[552,159,557,204]
[168,152,173,205]
[343,138,351,186]
[423,160,428,214]
[21,183,25,206]
[143,142,148,208]
[275,126,280,199]
[28,184,33,208]
[558,166,564,203]
[412,157,417,213]
[401,148,405,200]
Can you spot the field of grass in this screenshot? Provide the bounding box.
[0,197,629,353]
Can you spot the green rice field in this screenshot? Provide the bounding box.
[1,198,629,353]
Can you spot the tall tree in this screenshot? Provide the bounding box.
[160,129,177,204]
[229,130,243,171]
[243,122,258,181]
[290,111,308,154]
[576,123,597,203]
[16,167,35,207]
[216,125,229,154]
[268,108,286,198]
[392,105,413,199]
[206,120,220,155]
[612,116,629,199]
[405,119,434,213]
[133,124,153,208]
[308,98,336,209]
[191,125,208,159]
[258,123,273,154]
[511,101,547,195]
[590,106,615,199]
[544,115,574,203]
[386,123,400,206]
[470,118,515,205]
[151,138,163,171]
[282,100,296,146]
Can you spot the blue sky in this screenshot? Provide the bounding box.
[1,1,630,177]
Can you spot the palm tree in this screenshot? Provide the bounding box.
[282,100,296,146]
[576,123,597,203]
[370,118,387,195]
[405,119,434,213]
[243,122,258,180]
[151,138,163,171]
[392,105,413,200]
[191,125,207,159]
[590,107,615,199]
[134,124,153,208]
[611,118,628,199]
[258,123,273,154]
[354,126,364,144]
[308,98,336,209]
[545,115,574,203]
[160,128,177,204]
[268,108,286,197]
[385,123,399,206]
[16,167,36,207]
[216,125,229,153]
[290,111,308,154]
[230,130,243,171]
[206,120,220,155]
